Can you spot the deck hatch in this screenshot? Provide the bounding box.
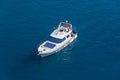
[43,42,56,49]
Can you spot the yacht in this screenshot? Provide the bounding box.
[38,21,77,57]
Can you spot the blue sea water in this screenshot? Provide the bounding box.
[0,0,120,80]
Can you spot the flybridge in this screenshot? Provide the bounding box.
[50,21,73,39]
[58,21,72,30]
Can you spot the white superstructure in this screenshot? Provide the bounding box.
[38,21,77,57]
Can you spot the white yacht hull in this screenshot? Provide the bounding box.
[38,21,78,58]
[38,34,77,58]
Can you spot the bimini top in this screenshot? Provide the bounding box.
[48,36,65,43]
[60,22,72,28]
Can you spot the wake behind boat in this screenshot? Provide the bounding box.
[38,21,77,57]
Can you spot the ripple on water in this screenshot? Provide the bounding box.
[112,62,120,80]
[56,39,78,63]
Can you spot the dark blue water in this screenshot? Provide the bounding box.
[0,0,120,80]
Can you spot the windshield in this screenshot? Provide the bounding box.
[48,36,65,43]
